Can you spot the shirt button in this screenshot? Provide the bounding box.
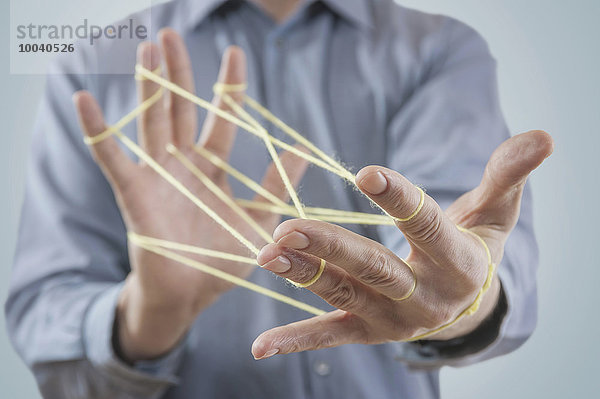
[313,360,332,377]
[275,38,285,48]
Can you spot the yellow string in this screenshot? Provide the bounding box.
[242,95,351,176]
[406,226,496,341]
[128,232,257,265]
[394,187,425,223]
[83,87,164,146]
[98,127,261,256]
[291,258,327,288]
[134,238,326,316]
[266,136,355,181]
[213,80,352,178]
[83,65,497,331]
[166,144,274,244]
[128,232,330,315]
[218,92,307,219]
[134,66,162,81]
[235,199,395,225]
[213,81,350,178]
[137,65,355,183]
[135,65,259,134]
[213,82,248,94]
[390,259,417,301]
[194,146,289,208]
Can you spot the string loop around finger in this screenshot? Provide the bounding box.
[134,66,163,81]
[212,82,248,95]
[84,86,165,146]
[393,186,425,223]
[389,258,417,301]
[405,226,496,341]
[290,258,326,288]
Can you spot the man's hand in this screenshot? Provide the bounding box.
[252,130,553,359]
[73,30,307,361]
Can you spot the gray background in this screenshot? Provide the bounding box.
[1,0,598,397]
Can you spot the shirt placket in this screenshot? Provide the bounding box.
[261,22,337,399]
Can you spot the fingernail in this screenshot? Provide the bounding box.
[358,171,388,195]
[261,256,291,273]
[256,348,279,360]
[277,231,310,250]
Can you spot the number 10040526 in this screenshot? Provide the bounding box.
[18,43,75,53]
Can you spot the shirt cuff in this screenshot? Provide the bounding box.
[83,283,186,396]
[394,281,508,369]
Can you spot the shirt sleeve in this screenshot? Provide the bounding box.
[380,17,539,367]
[4,52,187,398]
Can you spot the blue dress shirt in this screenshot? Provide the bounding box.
[6,0,539,398]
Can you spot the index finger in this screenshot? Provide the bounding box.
[269,219,415,300]
[355,166,467,267]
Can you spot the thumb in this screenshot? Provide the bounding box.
[470,130,554,231]
[484,130,554,191]
[355,165,459,263]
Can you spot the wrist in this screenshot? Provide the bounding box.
[115,276,196,362]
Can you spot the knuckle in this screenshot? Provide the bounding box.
[279,326,303,353]
[313,331,337,350]
[284,338,302,354]
[287,330,335,352]
[386,184,410,213]
[291,260,320,284]
[320,274,359,310]
[319,232,348,259]
[358,251,399,290]
[406,205,443,244]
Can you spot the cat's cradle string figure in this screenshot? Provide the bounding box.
[84,64,495,341]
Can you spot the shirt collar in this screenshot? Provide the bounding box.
[179,0,228,30]
[179,0,373,31]
[322,0,373,30]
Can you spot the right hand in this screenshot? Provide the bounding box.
[73,29,307,360]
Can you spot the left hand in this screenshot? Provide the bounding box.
[252,130,553,359]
